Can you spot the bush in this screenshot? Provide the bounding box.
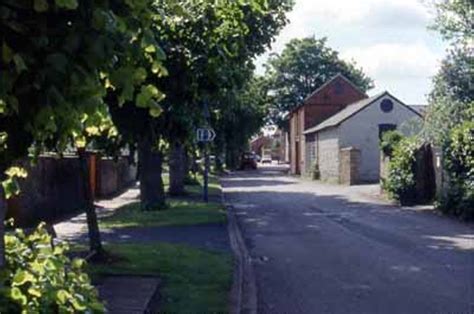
[437,121,474,220]
[380,130,403,158]
[382,137,418,205]
[0,222,104,313]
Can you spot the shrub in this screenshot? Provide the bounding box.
[380,130,403,158]
[0,222,104,313]
[382,137,419,205]
[437,120,474,220]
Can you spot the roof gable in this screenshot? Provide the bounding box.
[304,73,367,105]
[290,73,367,115]
[303,91,422,134]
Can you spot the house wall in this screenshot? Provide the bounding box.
[317,128,340,182]
[289,75,366,175]
[339,95,422,182]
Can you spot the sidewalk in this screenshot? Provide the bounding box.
[53,182,232,313]
[54,184,140,243]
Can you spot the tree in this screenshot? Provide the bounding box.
[213,75,271,169]
[264,37,373,124]
[422,0,473,218]
[423,0,473,145]
[109,0,293,203]
[423,46,473,145]
[429,0,473,45]
[0,0,166,258]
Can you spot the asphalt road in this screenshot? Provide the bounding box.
[221,165,474,314]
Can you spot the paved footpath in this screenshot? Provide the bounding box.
[221,165,474,314]
[54,184,229,252]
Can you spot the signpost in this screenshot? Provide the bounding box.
[197,127,216,202]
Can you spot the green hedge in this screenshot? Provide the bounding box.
[437,121,474,220]
[382,136,418,205]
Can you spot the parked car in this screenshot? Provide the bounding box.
[261,154,272,164]
[239,152,257,170]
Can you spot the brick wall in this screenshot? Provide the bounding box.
[6,155,136,227]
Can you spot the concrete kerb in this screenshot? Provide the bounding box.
[220,177,257,314]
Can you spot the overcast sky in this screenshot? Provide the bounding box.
[255,0,448,104]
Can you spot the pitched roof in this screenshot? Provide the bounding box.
[303,91,422,134]
[303,73,367,103]
[289,73,367,115]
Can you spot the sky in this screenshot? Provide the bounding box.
[254,0,448,105]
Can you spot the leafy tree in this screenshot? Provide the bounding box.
[422,0,473,217]
[109,0,293,202]
[423,49,473,145]
[429,0,473,45]
[264,37,373,124]
[213,75,271,169]
[0,0,166,260]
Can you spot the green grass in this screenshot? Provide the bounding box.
[100,200,226,229]
[162,172,222,198]
[88,243,233,313]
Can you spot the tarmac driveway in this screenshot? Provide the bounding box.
[221,165,473,314]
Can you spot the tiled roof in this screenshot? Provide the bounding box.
[303,91,412,134]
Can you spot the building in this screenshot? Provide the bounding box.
[303,91,422,183]
[288,74,367,175]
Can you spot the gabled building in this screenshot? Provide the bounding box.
[303,91,422,183]
[288,74,367,174]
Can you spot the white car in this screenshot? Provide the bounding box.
[261,155,272,164]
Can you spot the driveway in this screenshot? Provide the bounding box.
[221,165,474,314]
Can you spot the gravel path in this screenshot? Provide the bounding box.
[222,164,474,314]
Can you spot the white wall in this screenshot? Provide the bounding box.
[317,128,340,182]
[339,94,422,182]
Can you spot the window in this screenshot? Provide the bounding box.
[380,99,394,112]
[379,124,397,140]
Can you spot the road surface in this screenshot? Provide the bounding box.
[222,165,474,314]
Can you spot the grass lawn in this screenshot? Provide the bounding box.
[162,172,222,198]
[100,173,225,229]
[88,243,233,313]
[100,200,226,228]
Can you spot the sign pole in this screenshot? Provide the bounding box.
[199,101,215,203]
[203,144,209,203]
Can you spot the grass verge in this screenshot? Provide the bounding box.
[100,199,226,229]
[88,243,232,313]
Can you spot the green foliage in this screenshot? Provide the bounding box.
[429,0,473,45]
[0,222,104,313]
[1,167,27,199]
[437,120,474,219]
[380,131,404,158]
[382,137,419,205]
[263,36,373,124]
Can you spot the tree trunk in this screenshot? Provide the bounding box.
[169,141,186,195]
[138,136,166,210]
[0,185,6,269]
[226,146,239,170]
[77,149,103,254]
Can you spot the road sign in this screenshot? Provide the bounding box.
[197,128,216,142]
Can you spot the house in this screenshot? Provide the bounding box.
[288,74,367,175]
[250,128,288,162]
[303,91,423,183]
